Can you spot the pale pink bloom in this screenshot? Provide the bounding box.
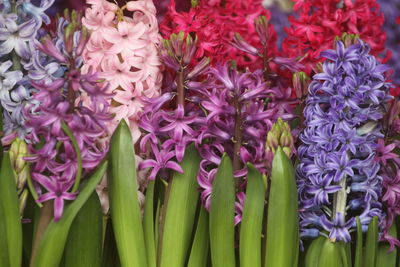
[103,21,147,55]
[87,0,118,12]
[101,59,142,91]
[82,6,115,32]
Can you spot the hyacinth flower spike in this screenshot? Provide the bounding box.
[0,0,55,141]
[297,38,392,243]
[24,10,112,221]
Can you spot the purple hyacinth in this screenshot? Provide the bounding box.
[297,40,392,242]
[376,100,400,249]
[0,0,54,140]
[377,0,400,85]
[138,32,208,180]
[24,11,112,221]
[197,64,294,211]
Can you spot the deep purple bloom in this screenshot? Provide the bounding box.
[33,173,77,221]
[297,40,391,242]
[24,12,111,220]
[139,145,184,180]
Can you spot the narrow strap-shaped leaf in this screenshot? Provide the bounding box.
[108,120,147,267]
[376,222,397,267]
[143,180,156,267]
[187,206,210,267]
[265,147,299,267]
[365,216,378,267]
[240,164,265,267]
[32,161,107,267]
[354,217,363,267]
[0,152,22,267]
[305,236,325,267]
[102,218,121,267]
[64,192,103,267]
[0,198,10,267]
[160,145,201,267]
[338,242,351,267]
[318,238,344,267]
[209,154,236,267]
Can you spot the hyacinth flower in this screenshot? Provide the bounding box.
[24,11,112,221]
[138,32,209,179]
[82,0,162,144]
[378,0,400,86]
[282,0,388,74]
[196,65,295,212]
[375,99,400,249]
[160,0,278,70]
[297,39,392,242]
[0,0,54,141]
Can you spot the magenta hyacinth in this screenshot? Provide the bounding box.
[25,11,112,221]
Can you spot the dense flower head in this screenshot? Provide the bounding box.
[376,100,400,249]
[196,65,295,211]
[0,0,54,141]
[377,0,400,87]
[138,32,208,180]
[82,0,162,143]
[297,40,391,242]
[24,11,112,221]
[283,0,388,74]
[160,0,278,70]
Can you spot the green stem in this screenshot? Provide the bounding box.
[61,121,82,193]
[26,165,42,208]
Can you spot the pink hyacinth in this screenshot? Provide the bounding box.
[82,0,162,143]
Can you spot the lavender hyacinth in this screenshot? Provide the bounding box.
[0,0,54,140]
[297,39,392,242]
[377,0,400,85]
[24,11,111,221]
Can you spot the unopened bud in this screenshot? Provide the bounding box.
[254,16,269,45]
[293,72,310,98]
[266,118,294,157]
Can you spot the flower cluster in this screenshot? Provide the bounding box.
[24,11,112,221]
[82,0,162,143]
[375,100,400,249]
[160,0,278,70]
[0,0,54,141]
[297,40,391,242]
[378,0,400,96]
[283,0,388,74]
[138,32,208,180]
[197,65,294,211]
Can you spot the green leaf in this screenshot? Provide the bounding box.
[318,238,345,267]
[0,152,22,267]
[305,236,325,267]
[63,192,103,267]
[240,164,265,267]
[376,222,397,267]
[102,218,121,267]
[143,180,156,267]
[0,197,10,267]
[209,154,236,267]
[108,120,147,267]
[32,161,107,267]
[159,145,201,267]
[365,216,378,267]
[354,217,363,267]
[265,147,299,267]
[187,206,210,267]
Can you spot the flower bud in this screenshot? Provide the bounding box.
[254,16,269,45]
[183,34,197,65]
[293,72,310,98]
[266,118,293,156]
